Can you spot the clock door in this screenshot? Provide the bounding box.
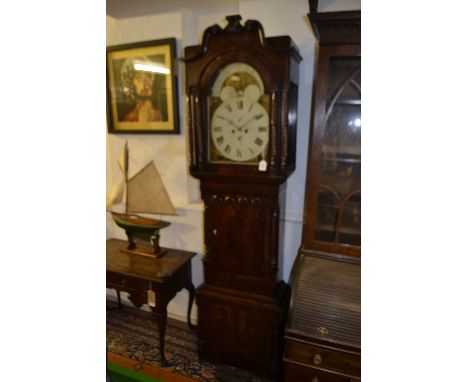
[207,194,264,272]
[204,185,278,294]
[207,62,271,164]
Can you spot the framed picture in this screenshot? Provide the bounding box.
[107,38,179,134]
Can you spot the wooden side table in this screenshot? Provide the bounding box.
[106,239,197,366]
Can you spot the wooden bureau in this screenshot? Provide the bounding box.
[283,3,361,381]
[283,251,360,381]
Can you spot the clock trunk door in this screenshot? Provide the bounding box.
[204,192,273,294]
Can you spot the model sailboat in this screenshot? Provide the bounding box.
[107,142,177,257]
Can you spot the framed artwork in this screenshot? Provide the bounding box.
[107,38,180,134]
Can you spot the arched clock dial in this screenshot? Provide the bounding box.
[208,63,270,163]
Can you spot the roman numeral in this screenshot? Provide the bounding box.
[248,103,254,112]
[255,114,263,120]
[258,127,267,132]
[255,137,263,146]
[237,99,243,109]
[216,115,225,120]
[236,149,242,158]
[216,136,224,145]
[224,144,231,154]
[225,104,232,112]
[213,126,222,132]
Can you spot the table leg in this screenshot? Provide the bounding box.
[157,306,168,367]
[117,290,122,308]
[185,281,197,330]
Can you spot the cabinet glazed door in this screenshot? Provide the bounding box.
[303,44,361,253]
[315,56,361,246]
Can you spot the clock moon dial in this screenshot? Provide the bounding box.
[211,63,265,96]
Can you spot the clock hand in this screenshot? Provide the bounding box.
[236,100,256,126]
[232,113,254,131]
[216,115,236,126]
[238,115,258,130]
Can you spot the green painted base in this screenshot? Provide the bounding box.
[107,363,163,382]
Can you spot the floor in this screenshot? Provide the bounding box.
[107,301,274,382]
[108,352,197,382]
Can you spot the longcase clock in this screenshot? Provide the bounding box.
[184,15,301,377]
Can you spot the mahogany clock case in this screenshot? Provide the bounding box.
[184,15,301,378]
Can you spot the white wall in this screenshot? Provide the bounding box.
[318,0,361,12]
[238,0,313,282]
[106,7,239,323]
[106,0,359,322]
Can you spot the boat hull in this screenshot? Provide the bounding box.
[111,212,171,232]
[111,212,171,257]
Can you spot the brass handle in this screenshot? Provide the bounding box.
[317,327,328,335]
[313,353,322,365]
[212,229,217,235]
[311,377,319,382]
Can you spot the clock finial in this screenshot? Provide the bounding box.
[225,15,242,32]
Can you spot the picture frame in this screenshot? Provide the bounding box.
[106,38,180,134]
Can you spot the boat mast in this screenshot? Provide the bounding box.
[124,142,128,215]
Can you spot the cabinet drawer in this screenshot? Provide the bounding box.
[283,361,350,382]
[107,272,141,292]
[285,339,360,376]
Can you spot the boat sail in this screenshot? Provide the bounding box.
[107,141,177,257]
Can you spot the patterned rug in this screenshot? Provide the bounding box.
[106,305,217,382]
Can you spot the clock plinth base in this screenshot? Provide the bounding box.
[196,283,290,379]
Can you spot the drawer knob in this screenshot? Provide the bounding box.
[121,278,126,285]
[311,377,319,382]
[213,229,217,235]
[317,326,328,335]
[313,353,322,365]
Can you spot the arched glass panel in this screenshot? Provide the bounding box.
[339,191,361,245]
[315,56,361,245]
[315,188,340,242]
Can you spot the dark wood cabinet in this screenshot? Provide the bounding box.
[283,3,361,381]
[183,15,301,378]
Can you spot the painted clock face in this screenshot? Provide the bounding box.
[208,63,270,163]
